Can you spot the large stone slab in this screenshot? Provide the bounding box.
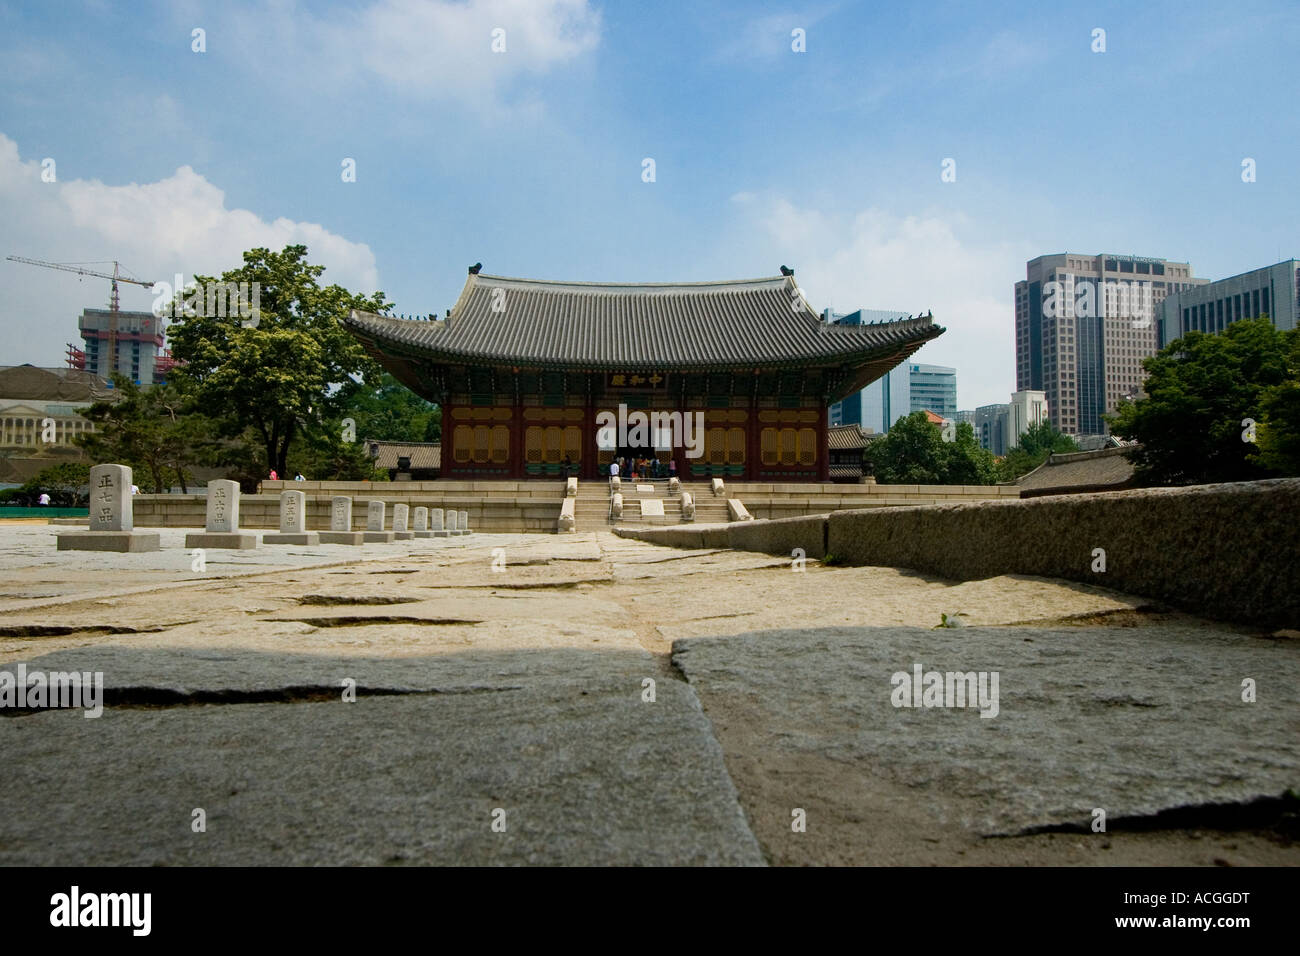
[671,625,1300,840]
[56,531,160,553]
[185,532,259,550]
[0,646,764,866]
[727,514,827,560]
[262,532,319,545]
[318,531,365,546]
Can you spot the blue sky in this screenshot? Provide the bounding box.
[2,0,1296,408]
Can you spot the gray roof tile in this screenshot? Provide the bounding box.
[344,273,943,372]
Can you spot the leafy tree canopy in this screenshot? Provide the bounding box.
[1106,318,1296,485]
[75,375,210,493]
[166,244,390,477]
[995,420,1079,482]
[867,412,997,485]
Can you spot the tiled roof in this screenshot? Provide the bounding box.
[343,273,943,373]
[1017,445,1137,495]
[828,424,869,450]
[365,439,441,471]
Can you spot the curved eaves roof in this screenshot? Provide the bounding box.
[343,273,943,371]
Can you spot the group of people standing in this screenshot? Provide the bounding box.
[608,454,675,481]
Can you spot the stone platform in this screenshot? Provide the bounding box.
[185,532,259,550]
[262,532,320,546]
[56,531,160,553]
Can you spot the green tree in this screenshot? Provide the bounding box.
[21,461,91,506]
[337,373,439,442]
[995,420,1080,482]
[166,244,390,477]
[289,424,388,481]
[867,412,996,485]
[943,420,998,485]
[75,375,211,493]
[1255,327,1300,475]
[1105,318,1291,485]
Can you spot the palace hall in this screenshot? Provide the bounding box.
[343,268,943,482]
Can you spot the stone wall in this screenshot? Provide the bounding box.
[616,479,1300,628]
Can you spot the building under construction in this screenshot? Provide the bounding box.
[70,308,174,385]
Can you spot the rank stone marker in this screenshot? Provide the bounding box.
[263,490,319,545]
[319,495,364,545]
[445,510,459,536]
[363,500,396,543]
[412,506,434,538]
[392,502,414,540]
[186,479,258,549]
[458,510,470,536]
[430,508,450,538]
[57,463,160,552]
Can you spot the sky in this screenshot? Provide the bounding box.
[1,0,1296,409]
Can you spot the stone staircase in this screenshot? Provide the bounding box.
[572,480,730,529]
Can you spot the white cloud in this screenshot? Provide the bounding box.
[740,196,1032,409]
[228,0,600,106]
[0,133,379,366]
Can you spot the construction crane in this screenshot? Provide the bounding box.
[7,255,156,379]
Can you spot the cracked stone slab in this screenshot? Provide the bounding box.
[0,646,764,866]
[671,625,1300,837]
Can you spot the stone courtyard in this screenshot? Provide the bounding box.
[0,522,1297,865]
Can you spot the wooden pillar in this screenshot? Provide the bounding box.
[817,402,830,482]
[510,400,524,479]
[583,400,597,481]
[746,395,760,481]
[444,405,459,479]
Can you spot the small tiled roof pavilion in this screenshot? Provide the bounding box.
[343,269,943,481]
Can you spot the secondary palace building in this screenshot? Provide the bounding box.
[343,268,943,482]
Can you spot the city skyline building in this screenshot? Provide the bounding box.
[824,309,957,432]
[1158,259,1299,346]
[1014,253,1207,437]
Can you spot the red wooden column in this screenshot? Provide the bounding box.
[817,402,830,482]
[443,405,460,479]
[510,400,524,479]
[582,398,597,481]
[746,402,761,480]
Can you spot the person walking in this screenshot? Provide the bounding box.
[608,458,619,486]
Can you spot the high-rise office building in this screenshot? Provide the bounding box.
[909,363,958,420]
[1014,254,1206,437]
[1158,259,1299,346]
[825,309,957,433]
